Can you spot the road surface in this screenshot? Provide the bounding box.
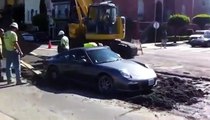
[0,42,209,120]
[135,43,210,78]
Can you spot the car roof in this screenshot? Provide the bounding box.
[70,46,110,52]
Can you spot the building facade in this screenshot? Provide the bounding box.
[1,0,210,38]
[102,0,210,40]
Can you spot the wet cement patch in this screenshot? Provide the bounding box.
[126,75,208,110]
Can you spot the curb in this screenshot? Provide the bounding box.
[156,70,210,81]
[142,41,188,48]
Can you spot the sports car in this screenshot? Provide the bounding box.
[44,46,157,94]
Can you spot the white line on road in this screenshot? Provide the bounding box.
[157,66,183,70]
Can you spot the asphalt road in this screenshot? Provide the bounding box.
[135,43,210,78]
[0,42,210,120]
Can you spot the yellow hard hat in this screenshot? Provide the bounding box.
[84,42,98,48]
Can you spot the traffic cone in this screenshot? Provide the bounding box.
[48,40,52,49]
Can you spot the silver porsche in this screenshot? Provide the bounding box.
[44,46,157,94]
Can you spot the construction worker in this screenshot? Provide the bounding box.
[0,28,4,81]
[161,29,168,49]
[84,42,98,48]
[57,30,69,53]
[4,22,24,85]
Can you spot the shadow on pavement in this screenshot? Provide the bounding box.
[0,82,16,89]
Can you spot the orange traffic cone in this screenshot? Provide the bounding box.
[48,40,52,49]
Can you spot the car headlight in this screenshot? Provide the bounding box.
[120,69,132,78]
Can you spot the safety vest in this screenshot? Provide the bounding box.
[3,31,17,51]
[84,42,98,48]
[60,36,69,49]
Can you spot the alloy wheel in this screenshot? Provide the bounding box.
[98,75,113,94]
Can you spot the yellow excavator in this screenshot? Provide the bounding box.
[68,0,138,58]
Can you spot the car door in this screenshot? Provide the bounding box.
[69,50,95,85]
[57,52,75,80]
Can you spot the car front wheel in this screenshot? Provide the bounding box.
[191,44,195,47]
[98,75,114,94]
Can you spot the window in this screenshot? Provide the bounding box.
[181,5,186,14]
[70,50,89,63]
[52,2,70,19]
[138,0,144,20]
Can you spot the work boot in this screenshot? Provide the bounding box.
[7,80,14,85]
[0,76,4,82]
[16,80,27,85]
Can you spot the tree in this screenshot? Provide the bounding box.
[192,14,210,29]
[32,14,48,31]
[168,14,190,43]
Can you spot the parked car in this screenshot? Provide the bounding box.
[20,32,36,42]
[189,30,210,42]
[20,32,49,43]
[44,46,157,94]
[190,31,210,47]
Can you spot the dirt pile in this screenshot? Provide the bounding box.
[127,75,207,110]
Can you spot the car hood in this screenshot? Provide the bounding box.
[192,37,209,42]
[190,34,203,38]
[99,60,157,80]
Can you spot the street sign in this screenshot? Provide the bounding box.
[153,21,160,46]
[153,21,160,29]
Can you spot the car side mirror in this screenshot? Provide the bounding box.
[81,58,87,63]
[117,54,121,57]
[78,58,90,65]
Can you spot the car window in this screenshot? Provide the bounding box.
[87,48,121,64]
[57,52,70,61]
[69,50,90,63]
[204,31,210,38]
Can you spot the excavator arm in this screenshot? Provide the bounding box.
[68,0,138,58]
[76,0,92,17]
[69,0,93,38]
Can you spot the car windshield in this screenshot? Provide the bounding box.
[87,48,121,64]
[204,32,210,38]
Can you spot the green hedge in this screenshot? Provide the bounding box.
[168,14,190,27]
[192,14,210,29]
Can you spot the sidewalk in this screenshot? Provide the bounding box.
[0,60,14,119]
[141,40,188,49]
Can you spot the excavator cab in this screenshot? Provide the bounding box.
[85,1,125,40]
[68,0,137,59]
[86,2,117,34]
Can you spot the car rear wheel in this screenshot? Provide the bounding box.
[98,75,114,94]
[191,44,195,47]
[207,42,210,47]
[46,66,59,83]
